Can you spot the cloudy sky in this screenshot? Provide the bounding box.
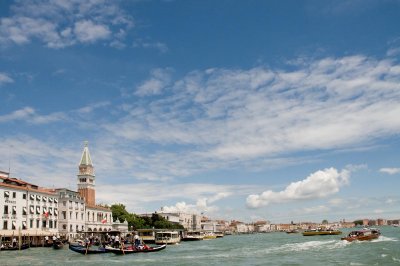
[1,0,400,223]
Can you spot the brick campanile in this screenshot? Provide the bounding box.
[77,141,96,206]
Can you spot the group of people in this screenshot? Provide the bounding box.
[80,233,146,250]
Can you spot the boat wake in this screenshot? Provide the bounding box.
[371,236,398,242]
[282,240,350,252]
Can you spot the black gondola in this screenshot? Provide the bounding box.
[53,240,64,249]
[105,244,166,255]
[0,243,30,251]
[68,243,109,254]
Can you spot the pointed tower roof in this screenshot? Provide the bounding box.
[79,141,93,166]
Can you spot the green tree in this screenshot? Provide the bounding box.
[353,220,363,226]
[111,204,129,223]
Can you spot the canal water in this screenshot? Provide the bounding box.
[1,227,399,265]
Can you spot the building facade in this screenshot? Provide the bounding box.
[0,175,59,237]
[56,188,85,240]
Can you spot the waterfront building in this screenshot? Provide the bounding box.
[56,188,85,240]
[0,174,58,237]
[112,219,129,233]
[158,209,202,230]
[77,142,112,232]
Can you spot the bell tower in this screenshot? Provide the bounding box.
[77,141,95,206]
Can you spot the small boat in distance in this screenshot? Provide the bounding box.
[302,228,342,236]
[182,231,204,241]
[341,229,380,242]
[286,229,300,234]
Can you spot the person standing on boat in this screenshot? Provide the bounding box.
[114,235,120,248]
[45,235,49,245]
[134,234,140,247]
[12,237,17,247]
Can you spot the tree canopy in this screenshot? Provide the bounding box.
[110,204,184,230]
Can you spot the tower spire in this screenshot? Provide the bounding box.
[77,141,96,206]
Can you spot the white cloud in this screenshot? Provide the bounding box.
[246,168,349,208]
[0,107,65,124]
[160,192,232,215]
[379,168,400,175]
[0,72,14,85]
[135,68,173,96]
[73,20,110,43]
[0,0,133,48]
[133,39,168,53]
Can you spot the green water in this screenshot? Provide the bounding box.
[1,227,399,265]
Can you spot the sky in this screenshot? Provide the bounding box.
[1,0,400,224]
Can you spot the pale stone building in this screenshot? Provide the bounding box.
[0,175,59,237]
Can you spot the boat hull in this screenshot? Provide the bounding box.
[106,244,166,254]
[0,244,30,251]
[68,244,109,254]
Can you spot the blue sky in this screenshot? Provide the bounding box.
[1,0,400,223]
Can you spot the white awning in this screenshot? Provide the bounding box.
[12,206,16,212]
[23,207,27,213]
[54,209,58,216]
[4,191,10,197]
[54,199,58,203]
[49,209,53,215]
[49,198,53,202]
[37,195,42,200]
[22,221,27,226]
[12,221,16,226]
[43,207,47,213]
[30,194,35,200]
[30,206,34,213]
[43,196,48,202]
[36,207,40,214]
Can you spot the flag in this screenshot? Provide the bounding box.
[43,212,49,218]
[101,218,107,224]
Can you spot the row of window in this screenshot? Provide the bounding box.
[2,219,57,230]
[61,211,84,221]
[3,191,58,203]
[3,205,58,216]
[61,224,85,232]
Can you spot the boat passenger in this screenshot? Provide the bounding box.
[134,234,140,247]
[114,235,120,248]
[45,235,49,245]
[12,237,17,247]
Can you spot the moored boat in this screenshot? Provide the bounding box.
[105,244,166,254]
[203,231,217,239]
[0,243,30,251]
[341,229,380,242]
[137,229,156,243]
[182,231,204,241]
[68,243,109,254]
[53,240,64,249]
[155,231,180,245]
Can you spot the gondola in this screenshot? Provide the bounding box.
[53,240,64,250]
[105,244,166,255]
[68,243,109,254]
[0,243,30,251]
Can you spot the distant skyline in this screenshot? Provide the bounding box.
[1,0,400,223]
